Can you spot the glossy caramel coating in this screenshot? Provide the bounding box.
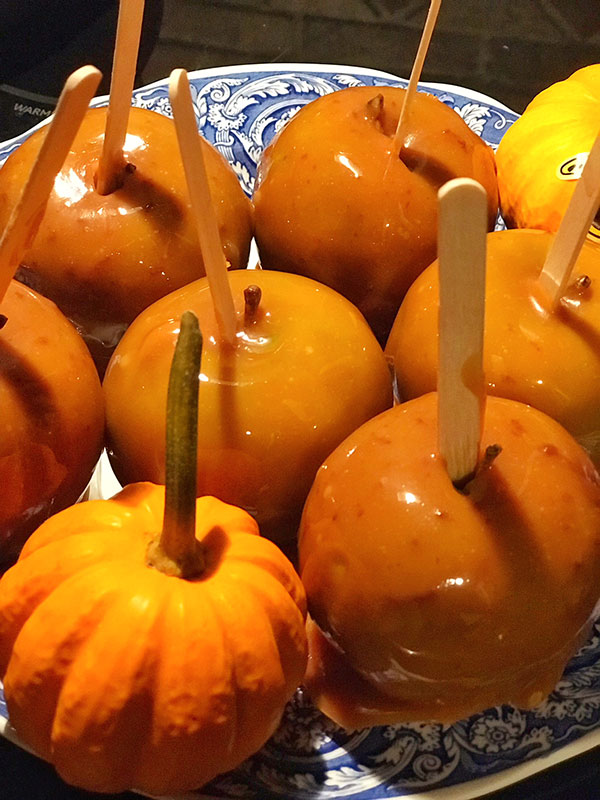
[103,270,393,545]
[253,86,498,344]
[387,229,600,462]
[299,393,600,727]
[0,107,253,374]
[0,281,104,565]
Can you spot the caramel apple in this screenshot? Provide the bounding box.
[387,229,600,462]
[299,392,600,727]
[0,280,104,566]
[253,86,498,344]
[0,66,105,566]
[0,106,253,374]
[102,269,393,545]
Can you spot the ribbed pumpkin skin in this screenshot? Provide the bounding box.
[496,65,600,233]
[0,483,307,795]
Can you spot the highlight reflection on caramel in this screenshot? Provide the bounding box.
[103,270,393,548]
[299,393,600,727]
[0,106,253,376]
[388,230,600,464]
[0,282,104,565]
[254,85,498,345]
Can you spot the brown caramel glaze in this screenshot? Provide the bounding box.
[387,230,600,465]
[0,107,254,377]
[304,615,592,730]
[253,86,498,344]
[299,393,600,726]
[103,270,393,548]
[0,281,104,567]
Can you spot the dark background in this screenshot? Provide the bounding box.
[141,0,600,113]
[2,0,600,139]
[0,734,598,798]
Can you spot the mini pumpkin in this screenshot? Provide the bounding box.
[0,313,307,795]
[496,64,600,240]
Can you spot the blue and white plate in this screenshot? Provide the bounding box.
[1,64,598,800]
[0,62,518,184]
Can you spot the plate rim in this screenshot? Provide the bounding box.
[134,61,519,115]
[0,61,518,156]
[1,679,599,800]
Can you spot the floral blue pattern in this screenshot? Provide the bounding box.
[129,68,516,199]
[0,66,597,799]
[0,64,518,191]
[2,618,600,800]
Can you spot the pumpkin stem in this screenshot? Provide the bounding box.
[147,310,206,579]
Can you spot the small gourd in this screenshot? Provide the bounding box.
[0,312,307,795]
[496,64,600,242]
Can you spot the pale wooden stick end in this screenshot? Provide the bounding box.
[96,0,146,195]
[537,127,600,311]
[169,69,237,345]
[391,0,442,155]
[437,177,488,485]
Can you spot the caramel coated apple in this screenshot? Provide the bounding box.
[0,107,253,374]
[299,392,600,727]
[0,281,104,565]
[387,229,600,462]
[103,270,393,545]
[253,86,498,344]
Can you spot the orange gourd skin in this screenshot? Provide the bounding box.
[0,280,104,565]
[496,64,600,236]
[103,269,393,545]
[387,229,600,463]
[253,85,498,344]
[299,393,600,728]
[0,483,307,795]
[0,107,254,374]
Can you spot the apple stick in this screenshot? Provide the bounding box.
[96,0,145,195]
[0,65,102,306]
[437,178,488,485]
[391,0,442,157]
[537,128,600,311]
[169,68,237,346]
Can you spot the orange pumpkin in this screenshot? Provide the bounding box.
[0,313,307,795]
[496,64,600,241]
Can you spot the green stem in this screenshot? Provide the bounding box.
[147,310,205,579]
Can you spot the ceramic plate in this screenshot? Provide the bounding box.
[0,62,518,181]
[1,64,599,800]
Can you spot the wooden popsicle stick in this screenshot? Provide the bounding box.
[0,65,102,305]
[391,0,442,157]
[537,128,600,311]
[437,178,488,485]
[96,0,145,195]
[169,68,237,346]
